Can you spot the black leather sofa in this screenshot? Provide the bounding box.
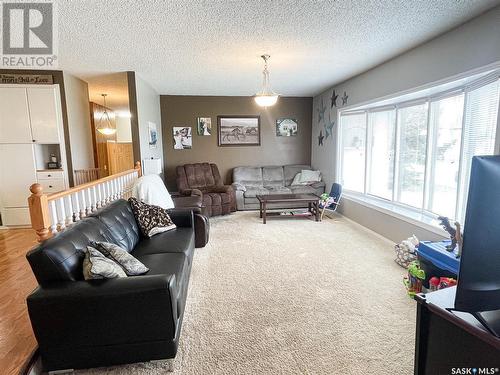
[26,199,195,372]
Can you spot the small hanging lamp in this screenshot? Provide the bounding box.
[96,94,117,135]
[254,54,279,107]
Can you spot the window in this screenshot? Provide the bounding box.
[339,113,366,192]
[396,103,428,208]
[367,110,395,200]
[427,95,464,218]
[338,73,500,223]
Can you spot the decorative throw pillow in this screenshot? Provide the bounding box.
[291,172,309,186]
[299,169,322,183]
[82,246,127,280]
[91,241,149,276]
[128,197,177,237]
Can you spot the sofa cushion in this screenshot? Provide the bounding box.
[244,186,270,198]
[82,246,128,280]
[26,217,116,285]
[184,163,216,188]
[233,166,263,186]
[262,166,285,187]
[289,185,317,194]
[284,165,313,186]
[90,200,140,252]
[131,227,195,260]
[265,186,292,194]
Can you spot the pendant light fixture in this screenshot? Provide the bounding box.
[96,93,117,135]
[254,54,279,107]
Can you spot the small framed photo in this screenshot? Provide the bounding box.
[197,117,212,135]
[148,122,158,148]
[218,115,261,147]
[173,126,192,149]
[276,118,298,136]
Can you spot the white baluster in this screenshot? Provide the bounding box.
[56,198,66,231]
[49,200,58,233]
[96,183,103,207]
[86,187,94,213]
[71,192,81,221]
[64,195,73,226]
[113,178,119,200]
[92,186,98,211]
[79,189,87,218]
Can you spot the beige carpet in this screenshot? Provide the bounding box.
[77,212,415,375]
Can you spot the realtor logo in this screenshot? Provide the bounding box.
[1,1,58,67]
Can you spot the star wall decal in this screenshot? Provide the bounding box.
[324,112,335,139]
[318,130,324,146]
[317,97,326,124]
[330,89,338,108]
[342,91,349,106]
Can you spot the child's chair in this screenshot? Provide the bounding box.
[319,183,342,220]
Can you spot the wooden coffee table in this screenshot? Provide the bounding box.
[256,193,320,224]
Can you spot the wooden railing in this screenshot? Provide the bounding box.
[74,168,100,185]
[29,161,142,242]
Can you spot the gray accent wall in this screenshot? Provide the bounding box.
[312,6,500,242]
[160,96,312,190]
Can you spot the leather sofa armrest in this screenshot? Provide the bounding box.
[231,182,246,192]
[179,188,203,197]
[167,209,194,228]
[172,195,202,209]
[27,274,178,348]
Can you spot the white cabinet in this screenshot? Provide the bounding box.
[0,87,33,143]
[0,144,37,226]
[0,84,68,226]
[28,87,60,144]
[0,144,37,207]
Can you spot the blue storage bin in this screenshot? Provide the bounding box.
[417,241,460,288]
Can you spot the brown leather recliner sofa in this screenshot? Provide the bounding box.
[176,163,235,217]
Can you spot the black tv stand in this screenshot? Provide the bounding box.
[474,310,500,338]
[414,287,500,375]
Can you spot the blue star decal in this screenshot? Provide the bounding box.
[317,97,326,124]
[324,112,335,139]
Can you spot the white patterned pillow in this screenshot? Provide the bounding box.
[82,246,127,280]
[92,241,149,276]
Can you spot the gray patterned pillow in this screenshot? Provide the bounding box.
[129,197,176,237]
[92,241,149,276]
[83,246,127,280]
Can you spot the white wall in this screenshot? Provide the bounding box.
[116,116,132,143]
[63,72,94,173]
[312,6,500,242]
[135,74,164,169]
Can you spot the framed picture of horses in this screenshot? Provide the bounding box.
[217,115,261,146]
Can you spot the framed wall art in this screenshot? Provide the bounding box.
[217,115,260,146]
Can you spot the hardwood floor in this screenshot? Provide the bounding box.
[0,228,38,375]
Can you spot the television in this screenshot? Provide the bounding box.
[454,155,500,337]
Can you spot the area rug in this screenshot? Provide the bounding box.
[77,212,415,375]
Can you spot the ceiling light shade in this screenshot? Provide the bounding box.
[254,54,279,107]
[97,94,117,135]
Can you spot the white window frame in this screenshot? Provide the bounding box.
[337,70,500,230]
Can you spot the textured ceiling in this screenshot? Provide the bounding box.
[86,72,130,113]
[57,0,500,97]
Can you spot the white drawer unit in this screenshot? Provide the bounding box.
[37,170,65,180]
[38,178,65,193]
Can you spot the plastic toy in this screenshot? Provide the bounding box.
[438,277,457,289]
[429,277,440,292]
[403,261,426,298]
